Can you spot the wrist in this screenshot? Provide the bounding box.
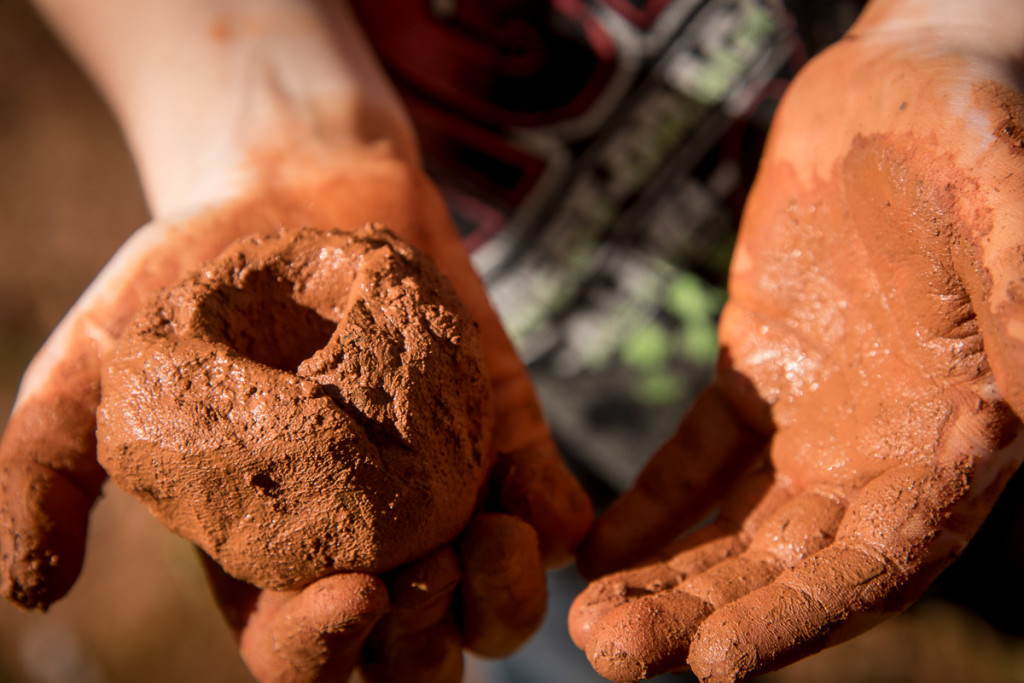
[33,0,418,219]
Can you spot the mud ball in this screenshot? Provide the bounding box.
[97,225,493,590]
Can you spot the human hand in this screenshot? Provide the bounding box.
[0,1,591,680]
[570,2,1024,680]
[0,149,591,680]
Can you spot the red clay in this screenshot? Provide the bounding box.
[97,226,493,590]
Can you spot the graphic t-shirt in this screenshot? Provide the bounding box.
[353,0,865,491]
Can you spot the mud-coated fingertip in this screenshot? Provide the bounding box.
[584,591,711,682]
[240,573,389,683]
[567,581,602,650]
[569,562,687,651]
[0,460,94,610]
[459,513,547,657]
[687,611,759,683]
[283,572,390,634]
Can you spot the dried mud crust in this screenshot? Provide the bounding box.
[97,225,493,590]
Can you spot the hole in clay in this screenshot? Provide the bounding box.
[248,473,280,498]
[199,269,336,373]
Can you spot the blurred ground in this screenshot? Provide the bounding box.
[1,1,1023,682]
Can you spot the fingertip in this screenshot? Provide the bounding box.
[687,604,807,683]
[684,618,757,683]
[687,610,757,683]
[567,580,613,650]
[459,513,547,657]
[0,460,93,609]
[687,583,828,683]
[568,563,683,650]
[1,386,107,610]
[585,592,711,683]
[241,573,389,683]
[282,572,390,635]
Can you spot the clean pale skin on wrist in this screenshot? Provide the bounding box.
[30,0,421,217]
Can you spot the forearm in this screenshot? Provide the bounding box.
[31,0,418,218]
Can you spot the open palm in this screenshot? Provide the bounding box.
[572,15,1024,682]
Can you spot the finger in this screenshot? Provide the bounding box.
[688,459,1013,682]
[570,466,783,652]
[237,572,388,683]
[458,512,547,657]
[687,542,888,683]
[0,330,107,608]
[578,385,768,579]
[204,552,390,683]
[360,546,463,683]
[488,443,593,567]
[569,522,743,650]
[581,485,847,682]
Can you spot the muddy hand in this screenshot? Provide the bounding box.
[1,1,591,681]
[572,1,1024,680]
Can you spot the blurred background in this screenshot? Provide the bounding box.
[1,0,1024,681]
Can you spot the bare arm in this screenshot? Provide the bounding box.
[31,0,419,217]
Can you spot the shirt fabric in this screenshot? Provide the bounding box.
[352,0,866,492]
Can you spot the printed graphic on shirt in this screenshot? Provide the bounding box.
[355,0,803,487]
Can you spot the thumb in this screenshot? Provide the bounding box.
[0,213,266,609]
[0,323,109,608]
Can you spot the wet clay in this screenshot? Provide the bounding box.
[96,225,493,590]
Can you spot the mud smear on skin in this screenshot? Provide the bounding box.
[580,125,1022,682]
